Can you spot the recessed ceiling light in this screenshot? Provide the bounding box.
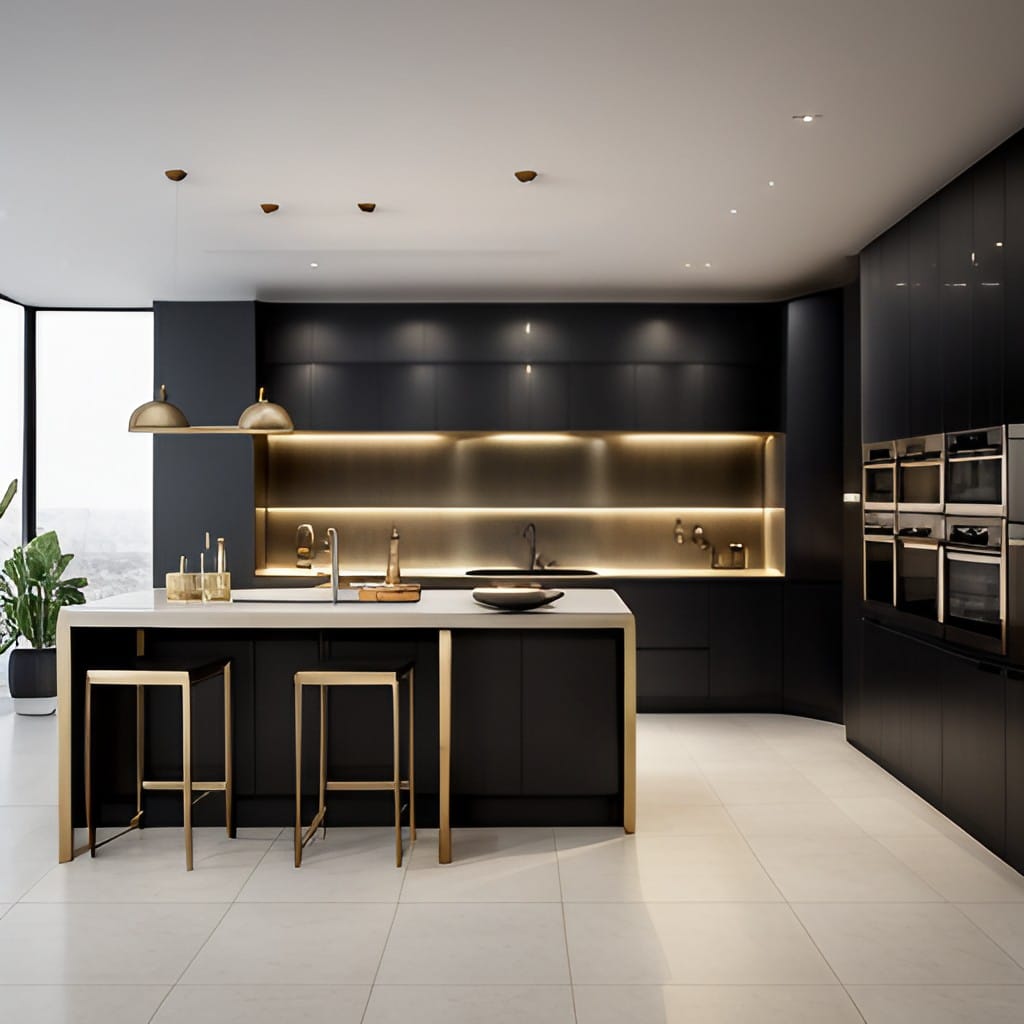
[683,263,692,268]
[729,208,738,215]
[526,364,533,375]
[793,114,821,123]
[525,322,531,334]
[996,241,1004,247]
[768,180,776,187]
[514,170,538,183]
[309,262,319,268]
[260,203,279,214]
[704,262,712,268]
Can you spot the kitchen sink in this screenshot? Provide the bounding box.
[466,568,598,577]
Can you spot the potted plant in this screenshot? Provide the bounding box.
[0,504,88,715]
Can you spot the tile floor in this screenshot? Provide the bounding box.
[1,697,1023,1022]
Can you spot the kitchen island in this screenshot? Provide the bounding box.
[56,588,635,864]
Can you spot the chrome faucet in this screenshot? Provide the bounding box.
[692,524,710,551]
[522,521,538,570]
[326,527,339,603]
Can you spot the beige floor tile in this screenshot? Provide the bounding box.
[710,776,832,805]
[636,800,739,835]
[727,800,864,838]
[557,833,781,902]
[363,985,575,1024]
[152,984,369,1023]
[181,902,395,985]
[879,836,1024,902]
[237,830,405,902]
[794,902,1024,985]
[848,985,1024,1024]
[565,902,835,984]
[956,903,1024,966]
[746,835,943,901]
[0,985,169,1024]
[0,902,227,985]
[376,903,569,985]
[573,984,865,1023]
[401,828,560,902]
[831,796,942,836]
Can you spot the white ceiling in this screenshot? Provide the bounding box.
[2,0,1024,308]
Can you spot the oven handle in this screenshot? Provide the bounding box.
[1008,539,1024,548]
[946,549,1002,563]
[898,459,943,468]
[947,453,1003,463]
[899,539,941,549]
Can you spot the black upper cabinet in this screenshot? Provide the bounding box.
[1003,136,1024,423]
[861,228,909,443]
[435,364,511,429]
[634,364,704,430]
[939,174,974,433]
[507,363,570,430]
[569,365,636,429]
[311,364,381,430]
[265,363,312,430]
[1006,670,1024,874]
[907,200,942,436]
[703,363,780,431]
[378,365,437,430]
[970,154,1005,428]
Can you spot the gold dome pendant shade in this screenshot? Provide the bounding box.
[128,384,190,431]
[237,387,294,432]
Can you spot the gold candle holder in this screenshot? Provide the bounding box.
[166,571,202,601]
[202,571,232,602]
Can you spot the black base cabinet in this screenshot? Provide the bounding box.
[857,619,1012,865]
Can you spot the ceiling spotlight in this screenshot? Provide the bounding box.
[260,203,279,214]
[525,322,532,335]
[996,241,1004,247]
[704,262,712,268]
[729,208,738,215]
[684,263,692,268]
[768,180,776,187]
[164,169,187,182]
[793,114,821,123]
[357,202,376,213]
[309,262,319,268]
[514,170,538,183]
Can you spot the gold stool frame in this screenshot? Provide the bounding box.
[84,656,233,871]
[293,665,415,868]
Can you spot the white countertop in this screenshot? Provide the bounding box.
[255,566,784,580]
[58,588,634,631]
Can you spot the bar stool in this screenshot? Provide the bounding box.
[84,653,233,871]
[293,661,415,868]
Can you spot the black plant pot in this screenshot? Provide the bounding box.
[8,647,57,715]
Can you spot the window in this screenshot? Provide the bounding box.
[0,298,24,686]
[35,311,153,600]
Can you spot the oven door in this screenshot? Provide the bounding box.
[897,460,943,513]
[946,454,1005,515]
[896,538,942,625]
[944,548,1005,654]
[864,536,895,606]
[863,463,896,510]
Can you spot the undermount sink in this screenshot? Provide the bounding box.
[466,568,598,577]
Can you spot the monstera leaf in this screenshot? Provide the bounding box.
[0,530,87,653]
[0,479,14,520]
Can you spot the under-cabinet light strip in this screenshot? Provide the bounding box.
[264,506,778,514]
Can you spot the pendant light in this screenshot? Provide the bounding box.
[237,387,294,432]
[129,384,190,430]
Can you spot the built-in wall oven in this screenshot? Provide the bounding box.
[863,511,895,606]
[863,442,896,510]
[896,434,943,513]
[943,515,1005,654]
[946,426,1006,516]
[895,513,943,637]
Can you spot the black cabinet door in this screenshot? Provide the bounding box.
[782,583,842,722]
[378,364,437,430]
[435,365,511,429]
[507,363,570,429]
[1004,135,1024,423]
[1006,670,1024,874]
[311,364,382,429]
[634,364,704,430]
[637,648,710,711]
[899,634,943,805]
[265,363,312,430]
[970,154,1005,428]
[612,582,709,647]
[907,200,942,436]
[860,242,886,442]
[941,654,1006,855]
[569,364,636,429]
[880,221,911,441]
[709,582,782,708]
[452,631,521,795]
[939,175,974,433]
[522,633,620,795]
[859,620,887,761]
[702,363,780,432]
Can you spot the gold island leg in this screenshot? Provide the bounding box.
[438,629,452,864]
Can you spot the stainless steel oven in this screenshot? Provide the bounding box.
[943,515,1005,654]
[895,514,943,635]
[896,434,943,513]
[863,442,896,511]
[946,426,1005,516]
